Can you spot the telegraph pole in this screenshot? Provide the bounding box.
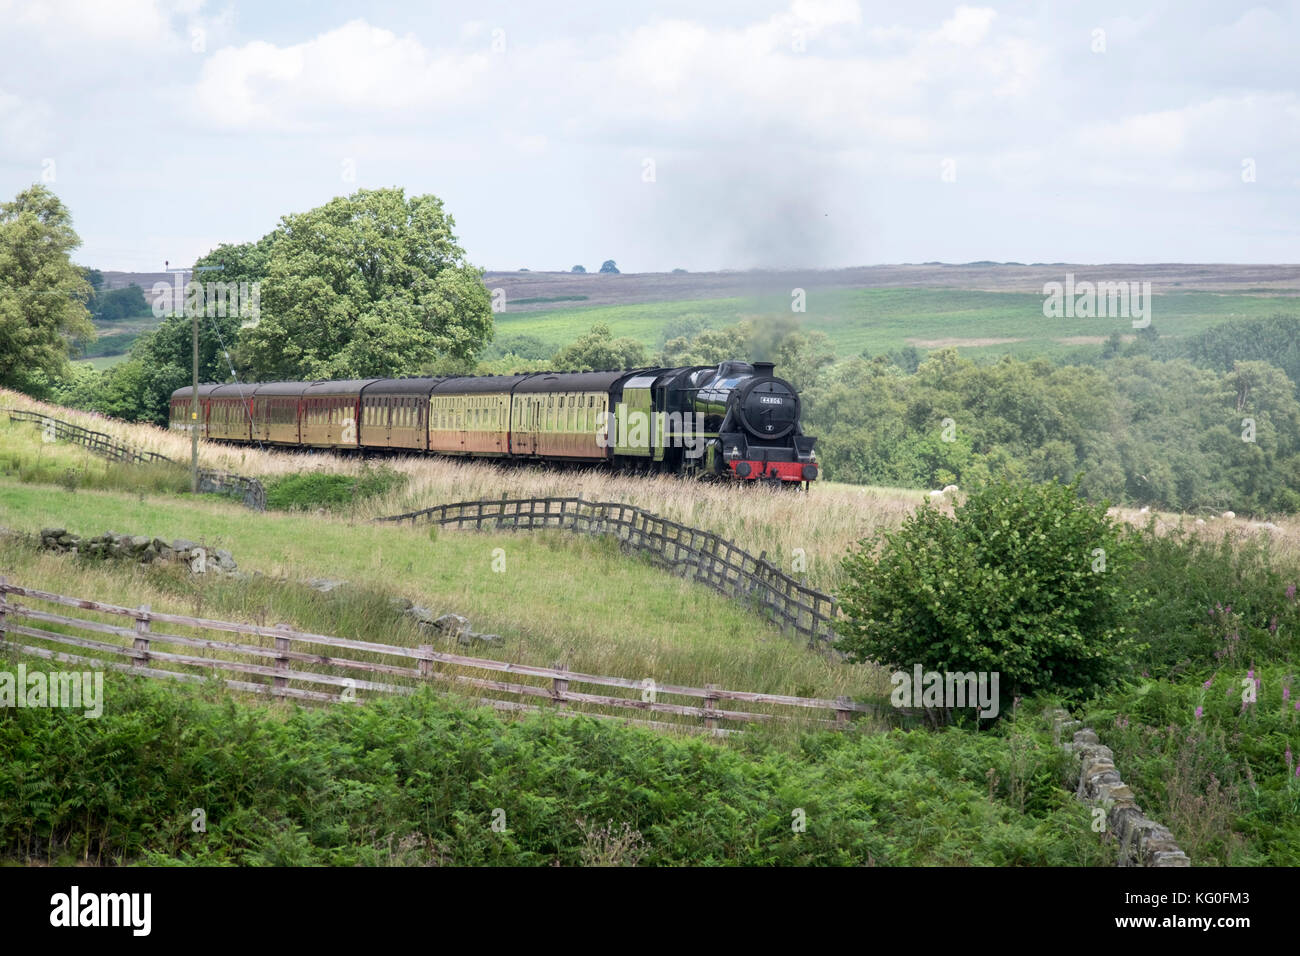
[191,290,199,492]
[166,261,222,494]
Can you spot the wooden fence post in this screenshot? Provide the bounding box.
[273,626,291,695]
[704,684,719,733]
[133,604,151,670]
[834,696,851,730]
[0,575,7,642]
[552,662,569,710]
[418,644,433,679]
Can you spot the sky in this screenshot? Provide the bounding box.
[0,0,1296,273]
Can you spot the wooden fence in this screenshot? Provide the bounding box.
[378,496,838,647]
[0,578,875,736]
[5,409,266,511]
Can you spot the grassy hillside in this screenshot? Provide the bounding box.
[0,402,891,705]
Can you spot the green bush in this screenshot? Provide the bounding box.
[835,478,1147,709]
[264,465,406,511]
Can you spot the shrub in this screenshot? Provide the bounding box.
[834,478,1146,709]
[264,465,406,511]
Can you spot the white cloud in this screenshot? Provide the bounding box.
[182,2,1042,150]
[1073,93,1300,182]
[0,0,195,49]
[938,5,996,46]
[191,19,493,129]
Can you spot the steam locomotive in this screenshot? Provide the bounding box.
[169,360,819,485]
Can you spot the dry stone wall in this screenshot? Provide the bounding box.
[1050,708,1190,867]
[39,528,239,574]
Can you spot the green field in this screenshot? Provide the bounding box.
[499,288,1298,362]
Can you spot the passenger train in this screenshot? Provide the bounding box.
[170,360,819,485]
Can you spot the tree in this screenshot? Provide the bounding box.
[91,285,149,322]
[1181,313,1300,396]
[599,260,620,274]
[0,185,94,394]
[571,265,586,273]
[553,323,647,371]
[1100,330,1123,360]
[240,188,493,380]
[835,478,1146,714]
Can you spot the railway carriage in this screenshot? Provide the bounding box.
[205,383,254,442]
[429,375,524,457]
[514,370,623,462]
[360,377,442,452]
[250,382,308,445]
[301,379,375,448]
[168,384,220,437]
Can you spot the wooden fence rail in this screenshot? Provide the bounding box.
[379,495,838,647]
[5,408,266,510]
[0,578,875,736]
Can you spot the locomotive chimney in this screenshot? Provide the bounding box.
[754,361,775,377]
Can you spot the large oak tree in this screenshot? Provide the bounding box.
[240,188,493,380]
[0,185,93,393]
